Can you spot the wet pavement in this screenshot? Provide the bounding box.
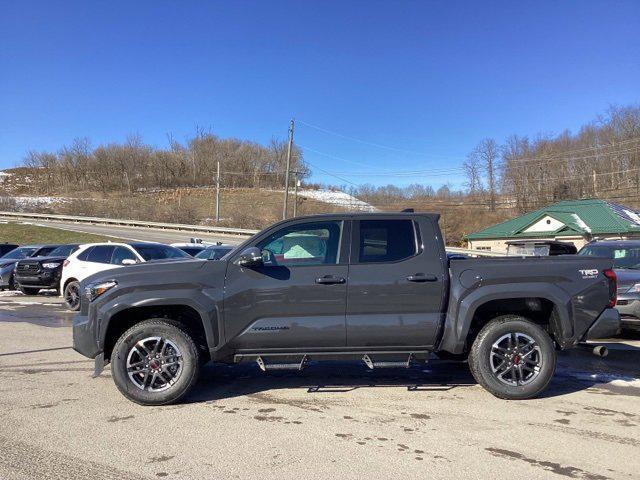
[0,292,639,479]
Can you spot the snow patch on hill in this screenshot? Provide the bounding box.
[298,189,377,212]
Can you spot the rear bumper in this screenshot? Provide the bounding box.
[584,308,621,340]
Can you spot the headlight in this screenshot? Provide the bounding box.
[0,262,14,269]
[627,283,640,293]
[85,280,117,302]
[42,262,61,269]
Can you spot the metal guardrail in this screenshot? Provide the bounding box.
[0,211,259,237]
[1,211,531,255]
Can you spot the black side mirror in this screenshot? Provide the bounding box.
[237,247,263,268]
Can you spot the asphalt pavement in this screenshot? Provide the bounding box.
[0,292,639,480]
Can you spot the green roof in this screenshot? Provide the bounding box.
[465,199,640,240]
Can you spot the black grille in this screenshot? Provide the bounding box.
[17,263,40,273]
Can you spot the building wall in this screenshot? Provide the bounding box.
[468,236,587,253]
[467,233,640,253]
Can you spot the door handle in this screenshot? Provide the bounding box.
[406,273,438,282]
[315,275,346,285]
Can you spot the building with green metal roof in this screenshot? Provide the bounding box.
[465,199,640,253]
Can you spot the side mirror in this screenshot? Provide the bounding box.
[237,247,263,268]
[121,259,137,265]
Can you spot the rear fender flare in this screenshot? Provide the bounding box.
[439,283,572,354]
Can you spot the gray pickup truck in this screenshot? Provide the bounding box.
[72,212,620,405]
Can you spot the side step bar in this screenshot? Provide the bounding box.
[362,353,414,369]
[256,355,308,372]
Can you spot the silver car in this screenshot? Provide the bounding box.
[579,240,640,332]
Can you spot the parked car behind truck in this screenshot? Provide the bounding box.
[73,212,620,405]
[62,242,191,310]
[579,239,640,332]
[14,244,79,295]
[0,244,61,291]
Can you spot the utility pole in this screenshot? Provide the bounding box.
[215,160,220,222]
[293,173,299,217]
[283,119,294,220]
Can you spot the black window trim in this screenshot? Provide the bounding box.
[232,218,351,268]
[351,218,422,265]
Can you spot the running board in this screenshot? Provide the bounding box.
[256,355,308,372]
[362,353,414,369]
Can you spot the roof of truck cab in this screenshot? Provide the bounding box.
[278,212,440,222]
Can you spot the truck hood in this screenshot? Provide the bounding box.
[18,256,68,264]
[82,258,218,287]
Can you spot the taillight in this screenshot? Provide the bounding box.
[603,269,617,307]
[63,260,69,267]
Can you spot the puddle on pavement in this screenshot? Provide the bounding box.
[0,296,74,327]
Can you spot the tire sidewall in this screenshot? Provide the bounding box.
[470,317,557,400]
[111,320,200,406]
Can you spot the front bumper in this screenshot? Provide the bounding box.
[72,312,100,359]
[15,270,61,289]
[584,308,621,340]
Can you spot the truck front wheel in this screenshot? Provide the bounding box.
[468,315,556,400]
[111,319,201,405]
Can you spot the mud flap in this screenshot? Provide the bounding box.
[92,352,105,378]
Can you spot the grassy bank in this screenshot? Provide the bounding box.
[0,222,123,245]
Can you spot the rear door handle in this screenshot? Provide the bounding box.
[406,273,438,282]
[315,275,346,285]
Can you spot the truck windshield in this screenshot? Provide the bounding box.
[579,244,640,269]
[48,245,79,257]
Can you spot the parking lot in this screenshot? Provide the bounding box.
[0,292,638,480]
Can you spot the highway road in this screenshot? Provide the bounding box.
[26,219,248,245]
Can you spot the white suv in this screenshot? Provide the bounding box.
[61,242,190,310]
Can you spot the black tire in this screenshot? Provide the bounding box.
[18,286,40,295]
[111,319,200,406]
[64,281,81,311]
[468,315,556,400]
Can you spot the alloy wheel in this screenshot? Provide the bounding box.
[489,332,542,386]
[126,337,184,392]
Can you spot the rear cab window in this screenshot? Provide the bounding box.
[356,219,419,264]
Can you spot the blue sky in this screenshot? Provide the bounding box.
[1,1,639,188]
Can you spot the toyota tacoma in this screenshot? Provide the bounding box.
[72,213,620,405]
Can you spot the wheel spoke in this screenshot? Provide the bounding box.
[127,336,184,392]
[490,332,543,387]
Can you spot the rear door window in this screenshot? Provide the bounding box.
[357,219,418,263]
[86,246,116,264]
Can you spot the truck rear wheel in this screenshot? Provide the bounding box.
[111,319,200,406]
[468,315,556,400]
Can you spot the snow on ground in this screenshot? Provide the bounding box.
[11,196,70,207]
[298,189,377,212]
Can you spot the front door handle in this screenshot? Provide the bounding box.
[315,275,346,285]
[406,273,438,282]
